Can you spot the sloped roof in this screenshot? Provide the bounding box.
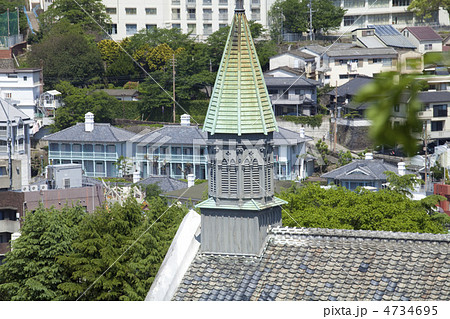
[264,76,318,88]
[271,51,315,60]
[173,226,450,301]
[328,76,374,98]
[326,47,398,58]
[101,89,138,97]
[265,66,305,77]
[203,11,277,135]
[358,36,386,48]
[368,25,416,49]
[321,159,406,181]
[134,125,207,145]
[0,98,32,125]
[402,27,442,42]
[301,45,327,55]
[43,123,135,143]
[137,175,188,193]
[417,91,450,104]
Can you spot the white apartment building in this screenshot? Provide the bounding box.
[333,0,449,33]
[102,0,275,41]
[0,69,43,127]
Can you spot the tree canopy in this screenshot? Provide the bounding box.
[40,0,110,35]
[278,183,450,234]
[408,0,450,20]
[27,21,104,88]
[268,0,346,42]
[0,197,188,301]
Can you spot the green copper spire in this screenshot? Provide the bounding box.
[203,10,278,135]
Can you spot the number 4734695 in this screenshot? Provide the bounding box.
[383,306,437,316]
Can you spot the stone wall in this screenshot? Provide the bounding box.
[336,123,372,151]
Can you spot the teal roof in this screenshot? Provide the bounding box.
[203,12,278,135]
[195,197,287,211]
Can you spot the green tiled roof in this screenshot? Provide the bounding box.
[203,12,277,135]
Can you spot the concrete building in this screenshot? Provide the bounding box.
[321,46,398,86]
[333,0,449,33]
[392,91,450,143]
[0,99,33,190]
[37,90,63,126]
[0,69,43,130]
[102,0,275,41]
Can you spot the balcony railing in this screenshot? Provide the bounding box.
[172,13,180,20]
[172,0,180,4]
[187,13,196,20]
[251,13,261,20]
[0,219,20,233]
[219,0,228,5]
[186,0,196,7]
[270,94,306,104]
[0,145,7,153]
[49,151,118,160]
[136,153,208,163]
[85,172,107,178]
[0,131,6,138]
[219,13,228,20]
[203,14,212,20]
[203,0,212,4]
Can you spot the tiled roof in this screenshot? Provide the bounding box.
[301,45,327,55]
[402,27,442,42]
[137,175,188,193]
[100,89,138,97]
[203,11,277,135]
[368,25,416,49]
[134,125,307,146]
[272,51,316,60]
[321,159,406,181]
[43,123,135,143]
[134,125,207,145]
[265,66,305,77]
[326,47,398,58]
[0,98,32,124]
[328,76,374,97]
[173,227,450,301]
[264,76,318,88]
[417,91,450,104]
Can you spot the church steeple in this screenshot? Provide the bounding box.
[203,2,277,136]
[197,1,285,256]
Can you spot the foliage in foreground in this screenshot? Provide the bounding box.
[0,198,187,301]
[278,183,450,234]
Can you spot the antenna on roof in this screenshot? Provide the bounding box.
[235,0,244,12]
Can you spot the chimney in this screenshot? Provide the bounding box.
[187,173,195,188]
[85,112,94,132]
[133,170,140,184]
[180,114,190,126]
[365,152,373,160]
[300,127,305,138]
[398,162,406,176]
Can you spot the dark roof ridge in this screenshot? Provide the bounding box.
[270,226,450,243]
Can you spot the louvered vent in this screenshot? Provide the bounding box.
[221,159,229,194]
[243,159,251,195]
[229,160,237,195]
[251,159,259,194]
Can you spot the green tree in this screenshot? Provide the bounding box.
[268,0,345,41]
[0,205,86,301]
[27,21,104,88]
[408,0,450,20]
[58,197,187,300]
[384,171,423,196]
[52,82,122,131]
[338,150,352,167]
[278,183,450,233]
[40,0,110,35]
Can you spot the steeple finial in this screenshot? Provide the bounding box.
[235,0,244,12]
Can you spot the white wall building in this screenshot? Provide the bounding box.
[333,0,449,33]
[0,69,43,130]
[102,0,276,41]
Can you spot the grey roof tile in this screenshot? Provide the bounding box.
[43,123,134,143]
[173,227,450,301]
